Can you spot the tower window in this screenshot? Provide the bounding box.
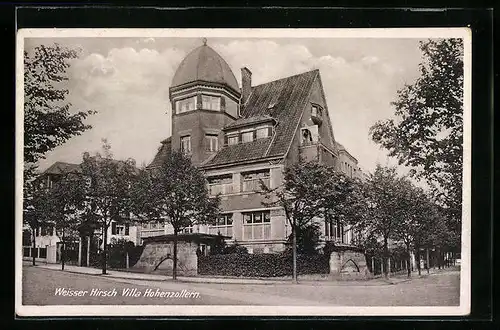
[180,136,191,154]
[202,95,221,111]
[176,96,196,114]
[205,134,218,152]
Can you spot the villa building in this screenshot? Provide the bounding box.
[142,40,365,253]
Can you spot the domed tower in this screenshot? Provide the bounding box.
[169,38,241,165]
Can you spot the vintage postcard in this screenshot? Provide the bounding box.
[16,28,471,317]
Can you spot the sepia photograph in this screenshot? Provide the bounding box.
[16,28,471,317]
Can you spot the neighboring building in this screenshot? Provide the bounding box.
[144,39,365,253]
[336,142,364,180]
[24,159,141,264]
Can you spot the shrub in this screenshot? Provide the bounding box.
[198,252,329,277]
[107,238,144,269]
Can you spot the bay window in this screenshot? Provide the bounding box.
[243,211,271,240]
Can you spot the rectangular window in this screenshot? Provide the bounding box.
[242,211,271,240]
[241,169,270,192]
[205,134,218,152]
[207,174,233,195]
[241,131,254,143]
[256,127,270,139]
[176,96,196,114]
[180,136,191,154]
[311,104,322,117]
[202,95,221,111]
[227,135,239,146]
[208,213,233,238]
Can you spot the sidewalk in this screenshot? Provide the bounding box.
[26,261,458,286]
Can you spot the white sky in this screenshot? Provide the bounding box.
[25,36,427,173]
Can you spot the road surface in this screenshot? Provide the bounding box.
[21,265,460,306]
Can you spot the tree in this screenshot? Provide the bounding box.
[262,161,329,283]
[360,165,407,278]
[370,39,464,247]
[24,43,95,181]
[393,178,434,277]
[45,172,87,270]
[322,168,368,247]
[285,223,322,255]
[80,140,137,275]
[23,185,51,266]
[131,151,220,280]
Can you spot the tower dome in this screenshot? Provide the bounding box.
[171,39,239,93]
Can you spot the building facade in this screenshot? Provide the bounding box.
[145,40,364,253]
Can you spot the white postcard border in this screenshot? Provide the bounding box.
[15,27,472,317]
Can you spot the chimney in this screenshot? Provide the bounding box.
[241,67,252,107]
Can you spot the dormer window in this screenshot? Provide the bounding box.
[311,104,323,117]
[256,126,272,139]
[241,131,254,143]
[227,134,239,146]
[202,95,221,111]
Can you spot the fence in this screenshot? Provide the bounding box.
[23,246,48,261]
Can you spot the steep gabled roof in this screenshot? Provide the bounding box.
[203,69,319,167]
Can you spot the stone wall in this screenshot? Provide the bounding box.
[133,241,198,276]
[329,250,372,280]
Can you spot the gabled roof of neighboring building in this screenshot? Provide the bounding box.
[42,161,80,175]
[148,137,172,169]
[203,69,319,167]
[335,141,358,163]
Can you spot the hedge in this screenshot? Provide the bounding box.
[198,252,329,277]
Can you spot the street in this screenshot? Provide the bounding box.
[22,265,460,306]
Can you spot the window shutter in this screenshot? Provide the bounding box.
[125,224,130,235]
[224,135,228,146]
[253,130,257,140]
[268,127,273,137]
[111,222,117,235]
[238,132,243,143]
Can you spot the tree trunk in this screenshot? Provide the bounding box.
[426,248,430,274]
[406,243,411,278]
[173,229,178,281]
[32,227,36,266]
[416,247,421,276]
[102,225,107,275]
[292,225,298,284]
[383,237,389,279]
[61,229,65,271]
